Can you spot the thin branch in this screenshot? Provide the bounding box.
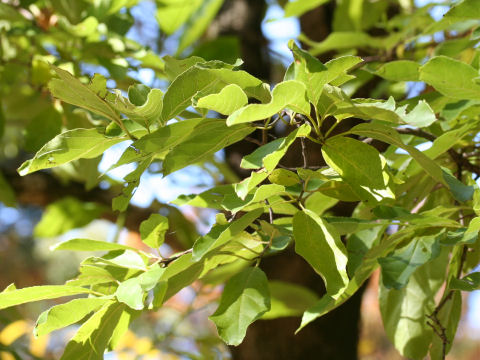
[159,248,193,266]
[396,127,480,176]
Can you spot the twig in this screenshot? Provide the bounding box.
[277,164,322,171]
[396,127,480,176]
[245,137,263,146]
[159,248,193,266]
[297,134,308,206]
[265,199,273,224]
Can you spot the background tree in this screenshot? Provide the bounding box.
[1,0,480,359]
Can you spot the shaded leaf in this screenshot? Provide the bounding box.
[379,232,442,289]
[177,0,223,54]
[322,136,384,189]
[48,66,118,121]
[193,208,263,261]
[161,63,270,122]
[449,272,480,291]
[163,119,254,175]
[139,214,169,248]
[262,281,319,319]
[284,0,330,17]
[60,301,125,360]
[379,249,448,360]
[292,209,348,298]
[210,267,270,346]
[241,123,311,172]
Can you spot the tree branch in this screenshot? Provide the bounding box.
[396,127,480,176]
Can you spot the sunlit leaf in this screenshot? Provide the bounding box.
[60,301,125,360]
[34,297,109,337]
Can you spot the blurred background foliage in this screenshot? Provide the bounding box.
[0,0,480,359]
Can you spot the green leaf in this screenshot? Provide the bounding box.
[322,136,385,189]
[349,123,446,186]
[115,264,165,310]
[402,100,437,128]
[444,0,480,20]
[324,55,362,85]
[66,265,117,287]
[442,218,480,246]
[128,84,150,106]
[161,64,270,122]
[335,97,436,127]
[326,217,388,235]
[163,119,254,175]
[285,41,328,104]
[34,198,105,238]
[442,167,474,202]
[0,172,15,207]
[379,249,448,360]
[194,84,248,115]
[115,277,144,310]
[171,184,235,208]
[449,272,480,291]
[48,66,118,121]
[83,250,147,271]
[51,238,136,252]
[192,208,263,261]
[18,128,125,176]
[24,106,62,152]
[112,156,153,212]
[227,80,310,125]
[223,184,284,213]
[110,88,164,127]
[60,301,125,360]
[163,55,206,80]
[34,297,109,337]
[346,226,384,277]
[108,307,138,351]
[161,253,205,301]
[305,192,338,216]
[139,214,169,248]
[176,0,223,54]
[234,170,269,200]
[379,232,442,289]
[423,122,477,160]
[155,0,201,34]
[374,60,420,81]
[113,118,203,168]
[419,56,480,100]
[284,0,330,17]
[210,267,270,346]
[298,227,416,331]
[240,123,311,172]
[262,281,319,319]
[292,209,348,298]
[268,168,300,186]
[0,285,94,310]
[305,32,386,56]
